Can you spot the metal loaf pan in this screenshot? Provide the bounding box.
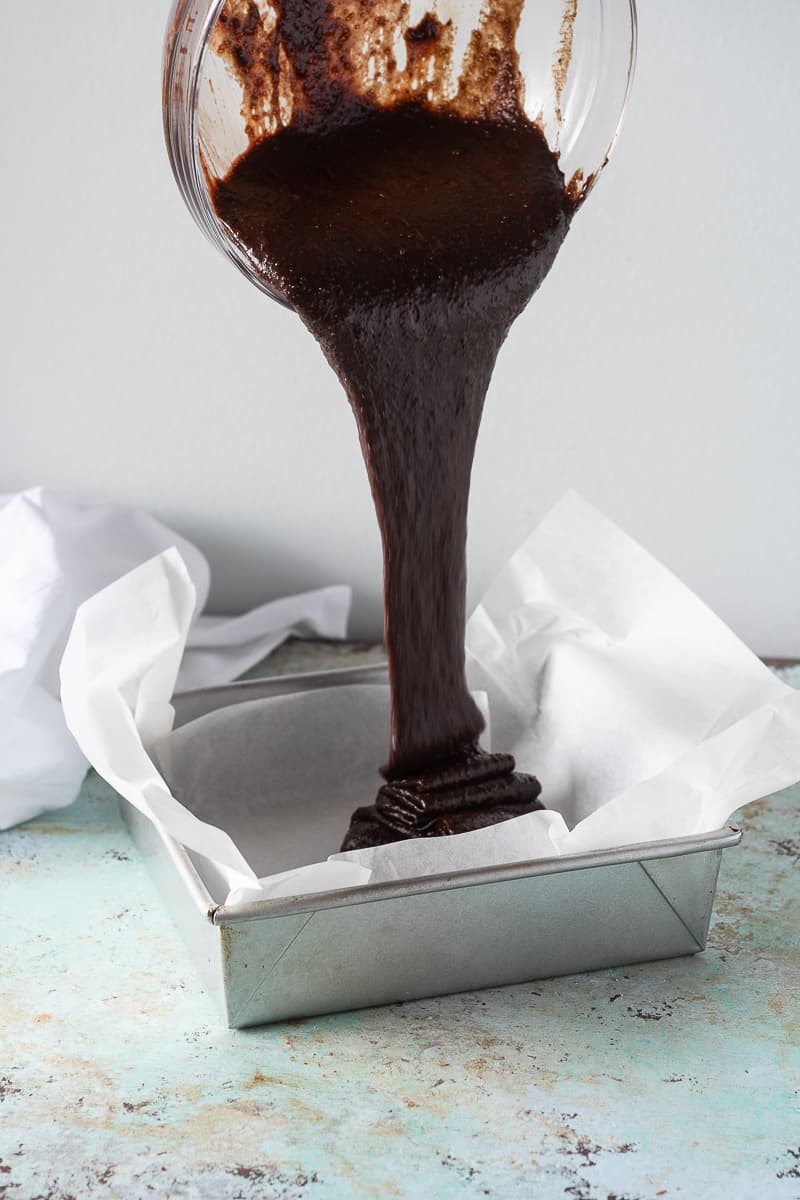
[120,663,742,1028]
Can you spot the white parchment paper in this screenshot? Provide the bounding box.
[59,493,800,904]
[0,486,350,830]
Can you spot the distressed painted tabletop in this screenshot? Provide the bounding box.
[2,645,798,1200]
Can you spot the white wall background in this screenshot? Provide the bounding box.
[1,2,798,655]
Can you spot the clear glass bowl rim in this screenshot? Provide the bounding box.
[163,0,638,304]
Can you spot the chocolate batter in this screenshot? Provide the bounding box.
[209,0,575,849]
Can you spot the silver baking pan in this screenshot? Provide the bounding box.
[120,663,742,1028]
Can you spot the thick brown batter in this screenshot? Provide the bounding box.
[209,1,574,848]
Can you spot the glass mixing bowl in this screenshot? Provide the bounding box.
[163,0,637,304]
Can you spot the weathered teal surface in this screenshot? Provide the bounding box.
[2,654,798,1200]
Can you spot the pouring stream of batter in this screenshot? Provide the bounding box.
[209,0,576,847]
